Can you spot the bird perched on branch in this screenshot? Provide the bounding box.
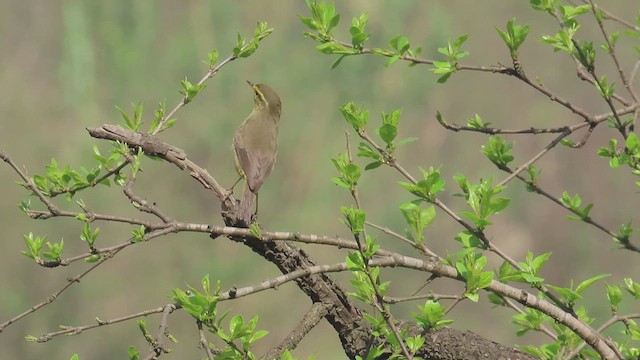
[232,81,282,226]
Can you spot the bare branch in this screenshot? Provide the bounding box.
[263,302,331,359]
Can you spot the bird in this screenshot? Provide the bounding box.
[232,81,282,226]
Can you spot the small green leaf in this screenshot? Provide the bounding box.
[179,78,207,103]
[606,284,622,311]
[575,274,610,294]
[378,123,397,145]
[626,133,640,151]
[483,136,514,167]
[341,206,366,236]
[249,223,263,239]
[339,102,369,131]
[412,300,454,330]
[206,50,219,67]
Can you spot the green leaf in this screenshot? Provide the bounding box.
[379,109,402,147]
[530,252,551,272]
[626,133,640,151]
[615,222,633,245]
[132,225,146,243]
[497,261,522,283]
[517,251,551,284]
[341,206,366,236]
[512,307,548,337]
[573,40,595,70]
[431,34,469,82]
[389,35,410,54]
[560,191,594,220]
[364,161,382,170]
[339,102,369,131]
[606,284,622,311]
[458,178,509,230]
[128,345,140,360]
[22,232,45,261]
[575,274,610,294]
[249,223,263,239]
[467,114,491,129]
[331,54,348,69]
[205,50,219,67]
[399,167,445,202]
[547,284,583,305]
[279,350,294,360]
[172,277,220,324]
[149,101,166,134]
[357,142,379,160]
[346,252,365,271]
[316,41,353,55]
[456,252,494,302]
[84,254,101,263]
[595,75,615,100]
[378,123,397,145]
[542,26,578,53]
[349,13,369,48]
[161,118,177,132]
[43,239,64,261]
[331,177,350,189]
[530,0,558,13]
[300,0,340,39]
[624,278,640,299]
[331,152,361,190]
[496,18,530,56]
[412,300,454,330]
[400,201,436,244]
[179,78,207,103]
[80,222,99,246]
[559,4,591,22]
[454,231,485,249]
[483,136,514,167]
[397,137,418,146]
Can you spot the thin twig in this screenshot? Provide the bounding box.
[588,0,638,102]
[344,131,413,360]
[563,313,640,360]
[383,293,461,304]
[496,130,570,187]
[151,49,247,135]
[0,247,123,334]
[197,321,215,360]
[263,302,331,359]
[366,220,439,257]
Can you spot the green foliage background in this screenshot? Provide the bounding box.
[0,1,637,358]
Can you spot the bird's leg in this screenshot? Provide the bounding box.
[254,193,260,219]
[224,176,244,201]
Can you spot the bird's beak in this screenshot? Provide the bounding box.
[246,80,254,88]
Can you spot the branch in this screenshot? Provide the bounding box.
[197,321,215,360]
[33,304,167,343]
[263,302,331,359]
[344,132,413,359]
[0,150,62,216]
[81,120,618,358]
[150,43,257,136]
[0,244,122,333]
[86,125,230,204]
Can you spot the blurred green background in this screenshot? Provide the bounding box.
[1,1,638,359]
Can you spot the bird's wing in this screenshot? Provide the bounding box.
[234,136,276,193]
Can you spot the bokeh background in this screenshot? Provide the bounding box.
[1,1,638,359]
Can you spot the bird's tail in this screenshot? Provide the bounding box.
[236,184,256,227]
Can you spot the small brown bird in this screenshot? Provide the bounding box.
[233,81,282,225]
